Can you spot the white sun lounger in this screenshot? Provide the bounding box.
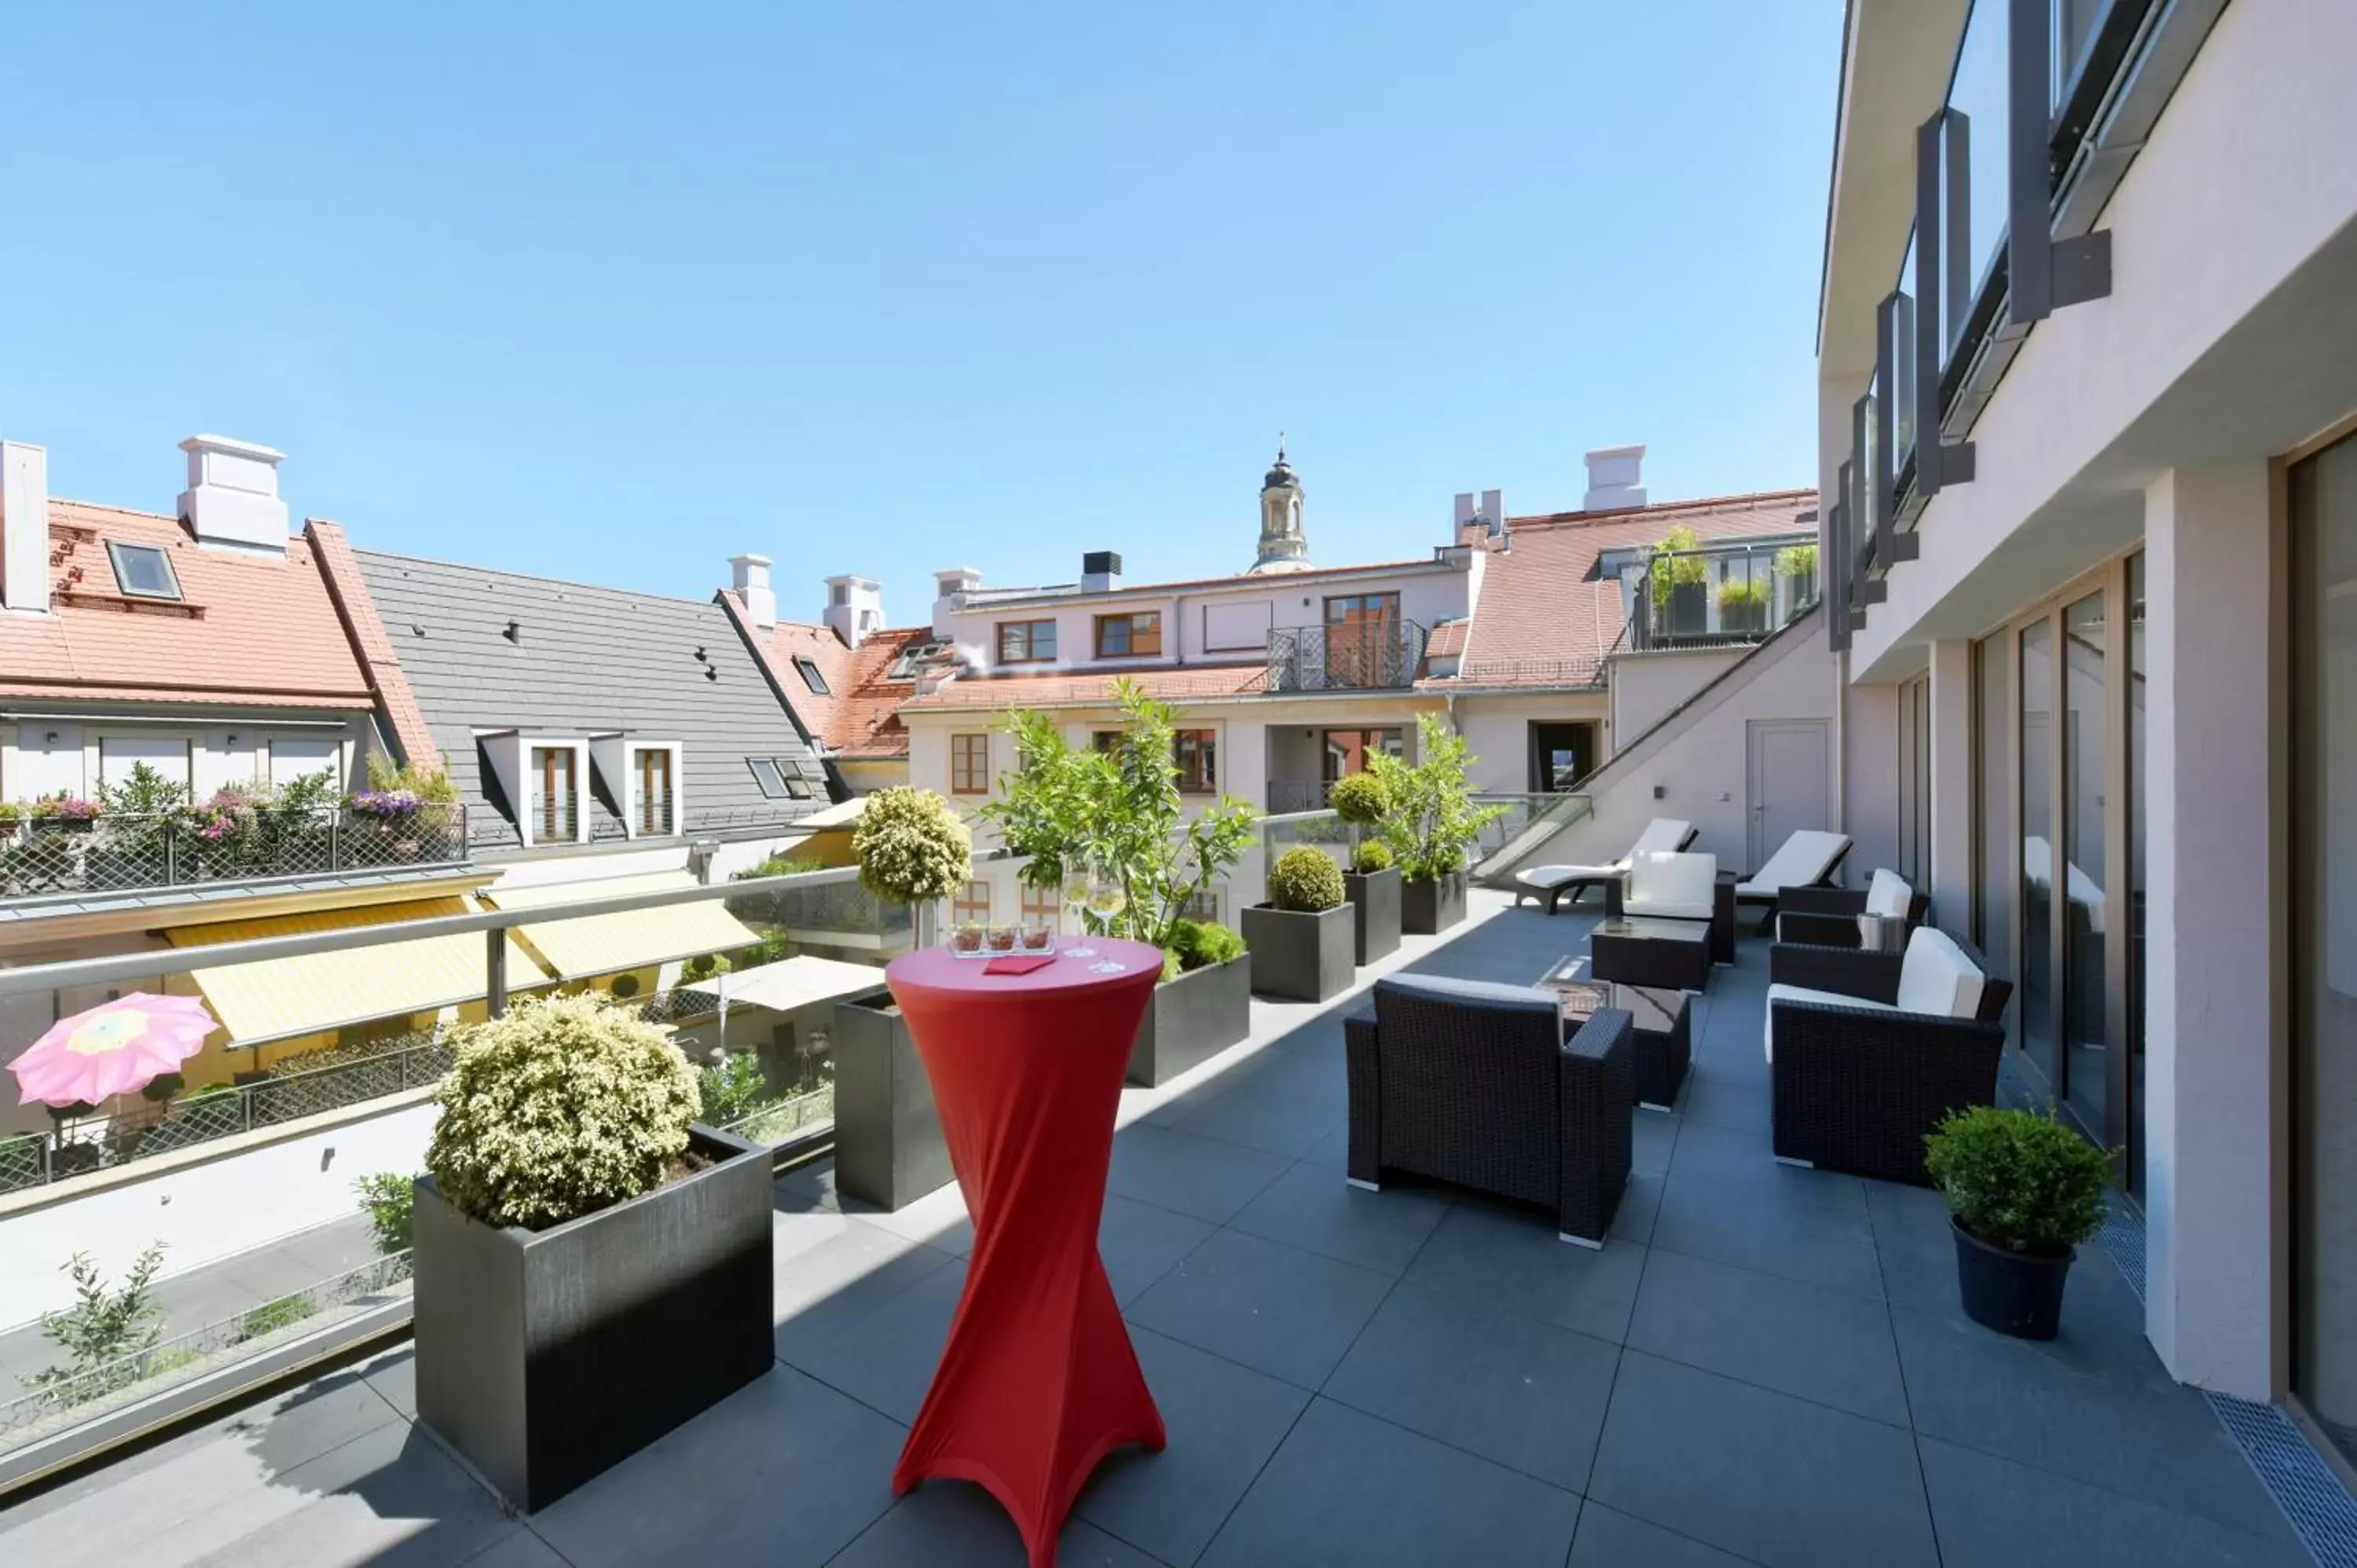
[1513,818,1696,915]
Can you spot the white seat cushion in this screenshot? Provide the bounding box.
[1736,829,1852,897]
[1764,983,1898,1061]
[1516,861,1626,891]
[1865,868,1913,920]
[1626,851,1717,918]
[1895,927,1986,1020]
[1626,818,1694,858]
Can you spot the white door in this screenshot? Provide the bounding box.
[98,735,192,792]
[1747,719,1831,872]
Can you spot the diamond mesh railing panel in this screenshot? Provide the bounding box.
[0,806,467,902]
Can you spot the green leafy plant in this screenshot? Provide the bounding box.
[983,681,1258,954]
[678,951,733,986]
[1923,1105,2110,1257]
[852,787,973,907]
[1160,917,1247,980]
[698,1051,772,1125]
[1351,837,1394,874]
[1364,715,1505,883]
[1647,523,1709,611]
[31,1242,167,1403]
[238,1292,317,1341]
[364,752,460,804]
[1327,771,1390,829]
[733,852,825,881]
[1774,543,1818,580]
[1266,847,1345,914]
[425,992,702,1231]
[1717,577,1770,611]
[353,1171,416,1254]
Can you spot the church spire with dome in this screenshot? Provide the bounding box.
[1248,434,1311,573]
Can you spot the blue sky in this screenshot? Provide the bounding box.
[0,2,1841,622]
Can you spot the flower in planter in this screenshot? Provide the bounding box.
[350,789,422,820]
[35,795,101,825]
[1266,847,1345,914]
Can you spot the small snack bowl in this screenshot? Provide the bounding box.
[951,921,985,955]
[1018,921,1055,953]
[984,923,1018,953]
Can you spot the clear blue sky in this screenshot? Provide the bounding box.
[0,2,1840,623]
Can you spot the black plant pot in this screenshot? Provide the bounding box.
[1127,953,1252,1086]
[1241,903,1354,1002]
[1344,868,1401,965]
[1400,871,1466,936]
[1951,1218,2074,1340]
[412,1125,775,1513]
[833,988,954,1211]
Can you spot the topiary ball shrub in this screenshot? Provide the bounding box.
[852,786,973,906]
[1328,771,1391,828]
[1350,838,1394,874]
[1923,1104,2110,1257]
[1266,847,1346,914]
[1162,917,1247,980]
[426,993,702,1232]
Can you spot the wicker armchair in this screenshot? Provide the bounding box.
[1765,930,2011,1185]
[1774,869,1931,949]
[1345,975,1633,1246]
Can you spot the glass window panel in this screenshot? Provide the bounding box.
[2021,617,2055,1089]
[1948,0,2012,340]
[2062,590,2107,1138]
[1974,630,2014,984]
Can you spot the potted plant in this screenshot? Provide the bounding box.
[834,787,971,1208]
[984,681,1260,1086]
[1775,542,1818,609]
[1243,847,1354,1002]
[1367,714,1502,936]
[1717,576,1770,635]
[412,993,773,1511]
[37,794,101,833]
[1648,524,1710,640]
[1923,1105,2111,1340]
[1330,772,1400,965]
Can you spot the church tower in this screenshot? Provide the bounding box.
[1249,438,1311,573]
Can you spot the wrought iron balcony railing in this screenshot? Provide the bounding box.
[1266,619,1429,693]
[0,803,471,905]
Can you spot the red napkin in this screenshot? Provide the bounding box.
[983,954,1057,976]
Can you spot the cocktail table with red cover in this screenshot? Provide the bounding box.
[884,937,1167,1567]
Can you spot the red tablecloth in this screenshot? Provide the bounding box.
[885,937,1166,1567]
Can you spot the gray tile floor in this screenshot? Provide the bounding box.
[0,893,2317,1566]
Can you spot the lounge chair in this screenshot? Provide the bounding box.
[1774,866,1926,948]
[1602,849,1733,964]
[1764,926,2010,1185]
[1345,976,1633,1247]
[1513,818,1697,915]
[1733,829,1853,934]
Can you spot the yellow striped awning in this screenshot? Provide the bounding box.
[167,897,550,1045]
[482,872,760,980]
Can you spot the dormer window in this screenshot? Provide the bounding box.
[793,656,830,695]
[998,619,1057,663]
[1094,611,1161,658]
[107,541,181,601]
[530,746,577,842]
[636,748,674,834]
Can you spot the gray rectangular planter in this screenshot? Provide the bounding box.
[832,988,954,1211]
[1127,952,1252,1086]
[1344,867,1402,965]
[1401,870,1468,936]
[1241,902,1355,1002]
[412,1124,774,1514]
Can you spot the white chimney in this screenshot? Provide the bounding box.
[731,552,776,630]
[178,434,288,554]
[1583,445,1647,512]
[1451,489,1507,548]
[2,441,50,614]
[932,566,981,639]
[1080,551,1122,594]
[824,573,882,648]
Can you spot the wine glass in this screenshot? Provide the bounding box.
[1086,864,1129,973]
[1061,857,1098,958]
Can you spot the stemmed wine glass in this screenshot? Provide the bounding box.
[1061,856,1098,958]
[1085,862,1129,973]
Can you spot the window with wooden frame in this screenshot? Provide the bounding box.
[1181,885,1222,922]
[950,733,990,795]
[997,619,1058,663]
[1174,729,1216,793]
[530,746,576,841]
[1094,610,1161,658]
[635,748,674,835]
[1020,880,1059,923]
[953,880,992,923]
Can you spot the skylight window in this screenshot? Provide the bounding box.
[108,541,182,601]
[793,656,830,696]
[886,641,949,680]
[749,758,790,799]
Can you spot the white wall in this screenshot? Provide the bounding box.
[0,1096,437,1328]
[2,717,363,803]
[1842,679,1903,892]
[1608,649,1746,747]
[1453,692,1610,795]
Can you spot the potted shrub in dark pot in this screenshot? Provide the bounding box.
[833,786,972,1209]
[1331,771,1399,965]
[1243,848,1354,1002]
[983,680,1260,1086]
[1923,1104,2111,1340]
[1367,714,1501,938]
[412,993,774,1512]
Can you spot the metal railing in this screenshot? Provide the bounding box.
[0,803,469,904]
[0,1250,414,1453]
[724,868,912,951]
[1266,780,1330,815]
[1266,620,1430,693]
[1451,657,1607,689]
[1626,543,1818,653]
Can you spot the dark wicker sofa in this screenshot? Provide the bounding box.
[1773,870,1931,949]
[1345,975,1633,1246]
[1765,931,2011,1185]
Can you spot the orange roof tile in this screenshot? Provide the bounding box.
[1442,489,1816,688]
[0,500,378,709]
[723,595,938,760]
[303,519,446,769]
[898,662,1270,712]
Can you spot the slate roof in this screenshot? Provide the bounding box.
[0,500,378,709]
[347,550,830,850]
[1439,489,1816,688]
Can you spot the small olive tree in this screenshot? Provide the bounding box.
[1365,714,1505,883]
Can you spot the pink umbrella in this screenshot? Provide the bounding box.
[9,993,218,1108]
